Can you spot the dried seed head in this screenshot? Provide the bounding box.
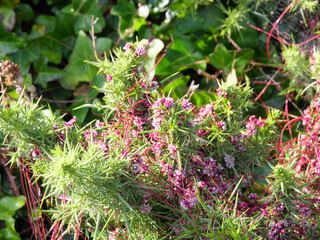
[0,60,21,86]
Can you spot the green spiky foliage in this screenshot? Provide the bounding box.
[0,94,61,165]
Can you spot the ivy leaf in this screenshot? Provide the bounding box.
[111,0,136,36]
[60,31,111,90]
[9,46,39,74]
[35,15,56,33]
[170,5,224,34]
[0,196,26,220]
[0,8,16,31]
[208,43,233,70]
[34,61,66,88]
[27,34,62,64]
[191,90,215,107]
[156,34,206,76]
[15,3,34,24]
[0,218,21,240]
[0,25,25,58]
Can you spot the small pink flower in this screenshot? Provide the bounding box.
[135,45,146,56]
[123,42,132,51]
[217,121,226,130]
[65,116,77,127]
[181,99,194,111]
[168,144,177,155]
[95,120,103,129]
[249,115,256,122]
[164,97,174,108]
[106,75,113,82]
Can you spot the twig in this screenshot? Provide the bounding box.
[182,80,199,100]
[1,153,20,196]
[90,16,99,61]
[197,68,222,82]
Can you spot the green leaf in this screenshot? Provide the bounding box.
[34,61,66,88]
[70,86,99,123]
[60,31,100,89]
[0,25,25,58]
[0,196,26,220]
[28,24,46,40]
[0,0,16,9]
[72,0,105,33]
[111,0,136,36]
[54,11,75,38]
[191,90,215,107]
[27,35,62,64]
[208,43,233,70]
[0,8,15,31]
[15,3,34,23]
[164,75,190,99]
[35,15,56,33]
[156,34,206,76]
[95,37,112,54]
[0,218,21,240]
[9,46,39,74]
[170,5,224,34]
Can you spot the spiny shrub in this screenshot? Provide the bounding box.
[1,39,319,239]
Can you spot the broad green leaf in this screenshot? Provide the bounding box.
[95,37,112,54]
[9,46,39,74]
[60,31,101,89]
[0,8,15,31]
[191,90,215,107]
[234,49,254,68]
[54,11,75,38]
[28,24,46,40]
[164,75,189,93]
[0,218,21,240]
[208,43,233,70]
[232,18,259,49]
[27,35,62,64]
[72,0,105,33]
[170,5,224,34]
[15,3,34,24]
[0,0,16,9]
[156,34,206,76]
[70,86,99,124]
[34,61,66,88]
[111,0,136,36]
[0,25,25,58]
[0,196,26,220]
[35,15,56,33]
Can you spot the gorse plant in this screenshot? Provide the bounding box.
[1,37,320,239]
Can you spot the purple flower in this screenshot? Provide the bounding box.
[180,199,189,210]
[141,203,152,213]
[224,154,235,168]
[248,193,257,201]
